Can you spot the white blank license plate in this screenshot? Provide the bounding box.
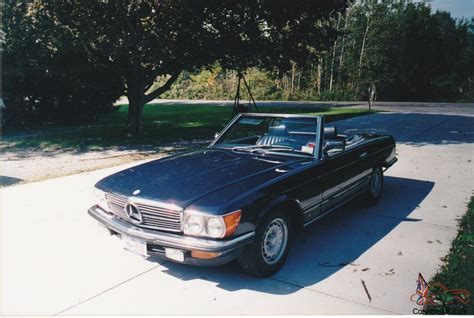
[122,235,147,257]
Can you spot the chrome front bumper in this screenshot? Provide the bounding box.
[88,205,254,264]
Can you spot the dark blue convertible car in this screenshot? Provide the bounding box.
[89,113,397,277]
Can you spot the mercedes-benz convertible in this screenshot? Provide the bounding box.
[89,113,397,277]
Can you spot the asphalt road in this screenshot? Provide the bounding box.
[116,98,474,116]
[1,111,473,315]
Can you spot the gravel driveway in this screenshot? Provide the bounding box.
[2,110,473,315]
[0,140,207,187]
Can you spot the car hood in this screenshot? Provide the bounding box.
[96,148,307,208]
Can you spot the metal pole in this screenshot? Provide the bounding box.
[232,73,242,116]
[241,74,259,113]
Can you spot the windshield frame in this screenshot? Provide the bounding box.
[209,113,324,159]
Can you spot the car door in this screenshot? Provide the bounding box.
[319,146,369,214]
[293,160,325,223]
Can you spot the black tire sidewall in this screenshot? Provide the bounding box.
[364,167,384,205]
[238,209,293,277]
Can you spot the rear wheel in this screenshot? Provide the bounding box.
[238,209,292,277]
[362,167,384,206]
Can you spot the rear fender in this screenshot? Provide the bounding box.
[382,146,397,171]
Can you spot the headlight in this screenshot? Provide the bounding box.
[183,210,241,238]
[183,214,205,236]
[93,187,109,211]
[206,217,226,238]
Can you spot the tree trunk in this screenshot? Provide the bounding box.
[317,55,323,95]
[126,70,181,136]
[126,67,145,136]
[297,68,301,93]
[127,93,144,136]
[338,7,351,89]
[290,62,296,95]
[322,54,328,92]
[358,15,371,85]
[329,12,341,92]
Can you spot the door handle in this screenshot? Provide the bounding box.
[359,152,368,159]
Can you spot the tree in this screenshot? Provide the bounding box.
[3,1,124,125]
[27,0,346,135]
[325,0,474,101]
[139,1,474,103]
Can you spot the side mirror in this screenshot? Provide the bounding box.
[214,132,220,139]
[323,141,345,157]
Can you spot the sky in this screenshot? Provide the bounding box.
[422,0,474,19]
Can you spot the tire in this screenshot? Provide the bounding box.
[362,167,384,206]
[238,209,293,277]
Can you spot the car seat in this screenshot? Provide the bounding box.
[323,125,347,149]
[324,126,338,140]
[257,125,288,146]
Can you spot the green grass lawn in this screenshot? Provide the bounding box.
[3,103,375,151]
[427,197,473,314]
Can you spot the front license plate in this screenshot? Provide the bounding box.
[122,235,147,257]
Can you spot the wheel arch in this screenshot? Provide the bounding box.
[257,195,304,231]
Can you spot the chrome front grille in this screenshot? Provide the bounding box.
[105,192,183,232]
[106,192,128,218]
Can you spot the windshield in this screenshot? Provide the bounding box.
[212,115,319,156]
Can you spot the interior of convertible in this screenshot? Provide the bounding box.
[322,126,366,154]
[215,116,364,156]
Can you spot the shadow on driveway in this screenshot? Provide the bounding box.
[0,176,24,187]
[151,176,434,294]
[336,113,474,146]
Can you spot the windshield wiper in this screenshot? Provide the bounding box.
[266,148,313,156]
[232,145,292,152]
[231,145,312,156]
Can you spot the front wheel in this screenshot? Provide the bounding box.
[362,167,384,206]
[237,210,292,277]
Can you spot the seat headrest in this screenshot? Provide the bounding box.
[324,126,337,139]
[268,125,288,136]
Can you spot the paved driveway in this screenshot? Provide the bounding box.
[120,98,474,116]
[1,112,473,315]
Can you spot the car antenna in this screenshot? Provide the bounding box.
[232,71,260,117]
